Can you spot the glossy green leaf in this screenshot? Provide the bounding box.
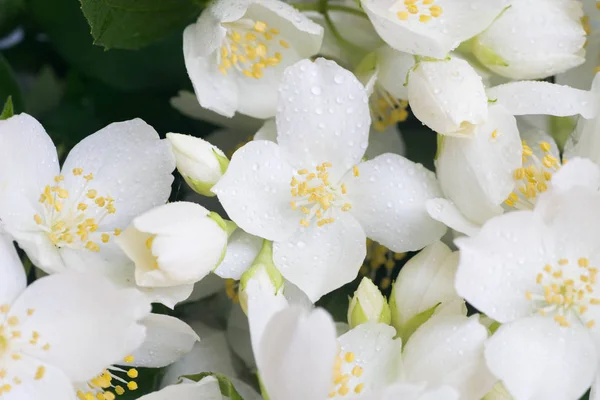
[0,96,13,120]
[79,0,202,50]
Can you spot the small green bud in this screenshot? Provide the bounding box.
[347,277,391,328]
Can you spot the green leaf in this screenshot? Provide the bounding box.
[182,372,244,400]
[30,0,191,92]
[79,0,202,50]
[395,302,441,343]
[0,96,14,120]
[0,54,24,112]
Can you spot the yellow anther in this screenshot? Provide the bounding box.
[279,40,290,48]
[127,382,138,391]
[588,320,596,328]
[352,365,363,377]
[429,5,443,17]
[127,369,138,379]
[54,175,64,183]
[344,352,355,362]
[254,21,267,32]
[86,189,97,199]
[579,258,590,267]
[101,233,110,243]
[34,214,43,224]
[300,219,309,227]
[35,366,45,380]
[397,11,409,19]
[145,236,154,250]
[123,355,135,363]
[353,166,360,177]
[491,129,498,139]
[419,14,431,22]
[407,4,418,13]
[540,142,552,152]
[558,258,569,265]
[354,384,365,394]
[84,173,94,181]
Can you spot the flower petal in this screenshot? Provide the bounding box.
[212,140,297,241]
[0,114,59,230]
[0,234,26,307]
[376,46,415,100]
[455,211,546,323]
[403,314,495,400]
[337,323,402,395]
[61,119,175,230]
[12,273,150,382]
[485,316,596,400]
[361,0,510,58]
[435,105,522,225]
[564,73,600,163]
[273,213,366,302]
[425,198,481,236]
[3,356,77,400]
[392,242,460,330]
[257,306,338,400]
[343,153,446,252]
[552,157,600,191]
[139,377,223,400]
[124,314,199,368]
[364,125,406,160]
[375,383,459,400]
[214,229,263,280]
[486,81,598,119]
[276,58,370,181]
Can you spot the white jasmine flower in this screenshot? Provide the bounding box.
[564,73,600,164]
[472,0,586,80]
[0,235,151,398]
[360,0,510,59]
[407,56,488,137]
[455,187,600,399]
[213,58,445,301]
[390,241,466,341]
[116,202,228,288]
[166,133,229,197]
[183,0,324,118]
[137,376,224,400]
[0,114,175,275]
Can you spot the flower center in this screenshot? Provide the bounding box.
[504,140,560,210]
[526,257,600,328]
[394,0,443,23]
[0,305,51,396]
[217,19,287,79]
[329,350,364,398]
[361,239,407,291]
[33,168,121,253]
[76,356,139,400]
[289,162,355,228]
[370,86,409,132]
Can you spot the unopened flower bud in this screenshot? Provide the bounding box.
[347,277,391,328]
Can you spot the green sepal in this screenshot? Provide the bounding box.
[393,302,441,343]
[213,148,230,174]
[434,134,445,161]
[181,372,244,400]
[183,175,217,197]
[0,96,14,120]
[472,41,509,67]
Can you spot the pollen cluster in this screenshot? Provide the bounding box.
[218,20,287,79]
[370,88,409,132]
[526,257,600,328]
[289,162,353,228]
[329,350,364,397]
[504,140,561,209]
[33,168,121,253]
[396,0,443,23]
[76,356,139,400]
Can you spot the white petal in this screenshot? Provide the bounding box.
[212,140,297,241]
[11,273,150,382]
[552,157,600,191]
[249,0,323,57]
[392,242,459,329]
[337,323,402,394]
[0,234,26,306]
[376,383,459,400]
[403,314,495,400]
[273,213,366,302]
[183,20,238,118]
[407,57,488,136]
[161,321,237,386]
[257,306,337,400]
[2,356,77,400]
[139,377,222,400]
[0,114,59,230]
[61,119,175,230]
[170,90,263,132]
[276,58,370,181]
[214,229,263,280]
[375,46,415,100]
[361,0,510,58]
[125,314,199,368]
[485,316,596,400]
[435,105,522,225]
[343,153,446,252]
[590,373,600,400]
[425,198,481,237]
[226,305,256,369]
[253,118,277,142]
[486,81,598,119]
[455,211,545,323]
[564,74,600,163]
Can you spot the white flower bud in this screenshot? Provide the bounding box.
[407,57,488,137]
[473,0,586,80]
[167,133,229,196]
[238,240,284,314]
[116,202,228,288]
[347,277,391,328]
